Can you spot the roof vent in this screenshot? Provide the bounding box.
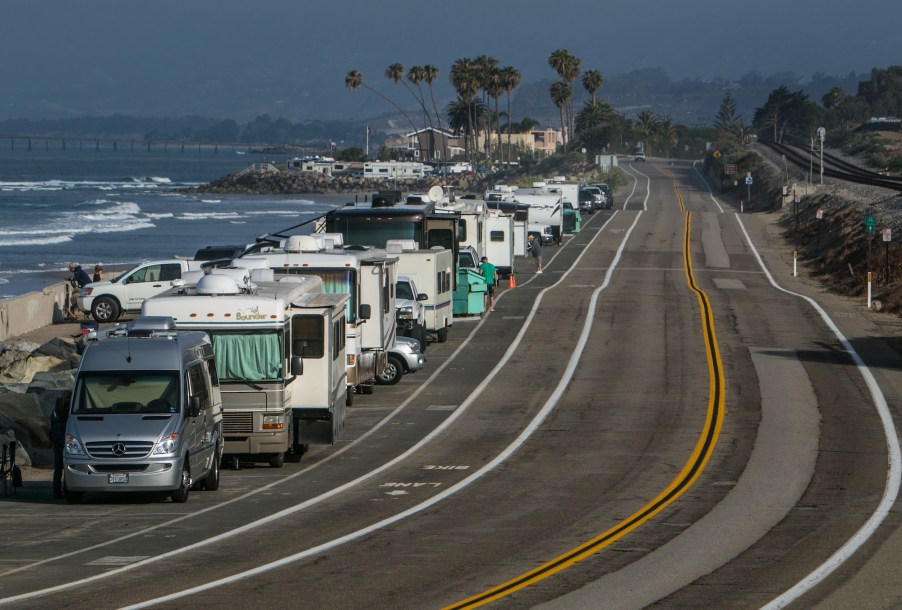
[195,274,241,295]
[285,235,320,253]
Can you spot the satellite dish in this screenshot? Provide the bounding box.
[427,185,444,202]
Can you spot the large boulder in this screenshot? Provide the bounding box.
[0,354,68,384]
[0,391,50,449]
[34,336,80,368]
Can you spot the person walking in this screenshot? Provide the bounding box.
[479,255,498,313]
[51,390,72,499]
[527,235,543,273]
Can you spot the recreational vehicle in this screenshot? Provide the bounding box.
[143,272,349,464]
[386,240,454,343]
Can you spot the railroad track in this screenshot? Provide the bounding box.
[762,141,902,192]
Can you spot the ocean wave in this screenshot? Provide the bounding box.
[200,199,221,203]
[177,211,242,220]
[0,235,73,246]
[144,212,175,219]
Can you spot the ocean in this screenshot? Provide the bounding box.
[0,145,352,298]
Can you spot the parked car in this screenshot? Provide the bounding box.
[581,186,608,211]
[592,183,614,208]
[577,189,596,214]
[377,336,426,385]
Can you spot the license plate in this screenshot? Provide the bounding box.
[108,473,129,484]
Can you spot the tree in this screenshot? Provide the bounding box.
[447,96,486,161]
[385,63,425,158]
[714,92,740,147]
[344,70,419,138]
[450,58,480,165]
[550,81,572,152]
[575,100,614,135]
[822,86,846,111]
[421,64,449,162]
[752,86,823,144]
[635,110,658,154]
[500,66,521,168]
[485,67,505,167]
[407,65,437,160]
[582,69,604,103]
[548,49,581,143]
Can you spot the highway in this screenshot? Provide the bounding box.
[3,159,902,609]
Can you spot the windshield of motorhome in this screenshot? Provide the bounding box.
[74,371,180,414]
[283,268,357,322]
[334,218,421,248]
[210,331,283,382]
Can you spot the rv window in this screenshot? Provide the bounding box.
[457,219,467,242]
[292,315,324,359]
[210,331,283,381]
[333,318,345,360]
[187,364,211,411]
[282,268,357,323]
[490,231,505,242]
[426,228,454,250]
[383,276,391,315]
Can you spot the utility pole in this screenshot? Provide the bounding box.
[818,127,826,185]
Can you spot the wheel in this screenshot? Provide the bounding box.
[200,447,221,491]
[170,462,190,503]
[361,383,374,395]
[91,296,120,323]
[436,326,448,343]
[415,324,428,352]
[345,387,354,406]
[268,452,285,468]
[377,354,404,385]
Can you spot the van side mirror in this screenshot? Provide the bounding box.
[188,396,201,418]
[417,293,428,301]
[290,356,303,376]
[359,304,372,320]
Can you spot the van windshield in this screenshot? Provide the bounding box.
[74,371,179,414]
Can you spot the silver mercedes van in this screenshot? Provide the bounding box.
[63,317,223,503]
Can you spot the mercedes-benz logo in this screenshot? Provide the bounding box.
[111,442,127,457]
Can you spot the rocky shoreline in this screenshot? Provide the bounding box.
[181,167,493,196]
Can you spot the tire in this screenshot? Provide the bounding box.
[415,324,428,352]
[361,383,374,395]
[345,387,354,406]
[201,448,221,491]
[268,452,285,468]
[377,354,404,385]
[91,296,120,323]
[170,462,190,503]
[436,326,448,343]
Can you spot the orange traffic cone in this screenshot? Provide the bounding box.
[508,274,516,288]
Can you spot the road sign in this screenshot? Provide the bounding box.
[745,176,753,185]
[865,217,876,233]
[816,209,823,220]
[883,228,892,242]
[724,163,737,175]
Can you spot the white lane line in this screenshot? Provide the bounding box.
[119,212,644,610]
[692,160,725,213]
[621,164,650,211]
[734,214,901,609]
[0,210,621,604]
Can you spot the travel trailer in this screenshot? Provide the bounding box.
[386,240,454,343]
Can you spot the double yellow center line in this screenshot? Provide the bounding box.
[446,182,725,609]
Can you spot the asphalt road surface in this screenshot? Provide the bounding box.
[4,159,902,609]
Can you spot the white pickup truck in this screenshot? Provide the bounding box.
[77,259,204,323]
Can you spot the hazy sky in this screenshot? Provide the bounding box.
[2,0,900,121]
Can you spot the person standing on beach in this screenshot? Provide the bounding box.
[66,263,91,320]
[51,390,72,499]
[479,255,497,312]
[93,264,103,283]
[527,235,543,273]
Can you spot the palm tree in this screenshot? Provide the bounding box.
[385,63,425,159]
[548,49,581,144]
[447,96,486,162]
[582,69,604,103]
[658,115,678,156]
[422,64,449,162]
[485,67,506,167]
[500,66,521,167]
[635,110,658,155]
[575,100,613,135]
[550,81,572,152]
[450,58,479,165]
[474,55,499,163]
[345,70,419,140]
[407,65,437,160]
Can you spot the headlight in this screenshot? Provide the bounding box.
[262,415,284,430]
[65,435,85,456]
[153,433,179,455]
[397,306,414,319]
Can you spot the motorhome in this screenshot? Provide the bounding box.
[386,240,454,343]
[363,161,428,180]
[234,235,397,397]
[143,271,349,464]
[63,317,223,504]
